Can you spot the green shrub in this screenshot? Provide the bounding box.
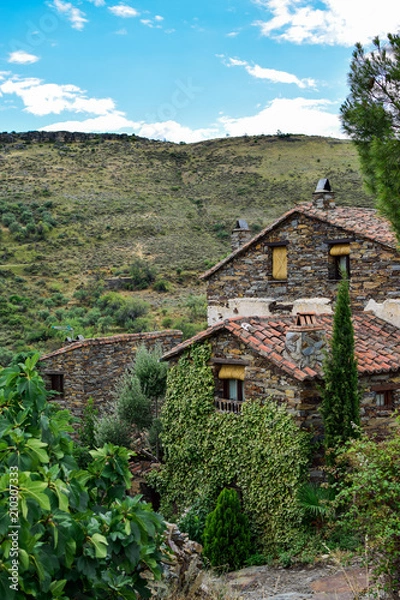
[178,494,215,545]
[185,294,207,320]
[115,298,149,327]
[334,421,400,594]
[203,488,251,571]
[116,374,152,430]
[94,413,133,448]
[134,344,167,402]
[0,346,13,367]
[129,257,156,290]
[153,278,170,292]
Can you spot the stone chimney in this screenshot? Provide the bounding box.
[284,313,326,370]
[231,219,251,252]
[312,178,335,210]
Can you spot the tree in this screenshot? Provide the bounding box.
[203,488,251,571]
[94,346,167,456]
[0,354,165,600]
[320,276,360,461]
[340,34,400,240]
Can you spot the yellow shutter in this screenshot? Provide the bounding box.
[218,365,245,381]
[329,243,350,256]
[272,246,287,280]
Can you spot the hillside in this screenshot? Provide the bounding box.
[0,131,373,355]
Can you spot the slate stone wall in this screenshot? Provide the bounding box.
[202,332,400,438]
[40,330,182,417]
[206,213,400,311]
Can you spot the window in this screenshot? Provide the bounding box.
[272,245,287,280]
[375,389,393,408]
[329,243,350,279]
[49,373,64,396]
[223,378,244,402]
[216,364,245,412]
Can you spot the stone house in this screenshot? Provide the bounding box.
[40,330,182,417]
[162,179,400,437]
[162,312,400,438]
[202,179,400,325]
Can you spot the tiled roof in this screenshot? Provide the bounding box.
[40,330,182,360]
[162,313,400,381]
[201,202,398,280]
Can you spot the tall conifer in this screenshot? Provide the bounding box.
[321,276,360,460]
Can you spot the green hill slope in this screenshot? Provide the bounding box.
[0,131,372,355]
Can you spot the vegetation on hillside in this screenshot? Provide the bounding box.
[0,133,371,354]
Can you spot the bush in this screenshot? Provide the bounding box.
[203,488,251,571]
[116,374,153,430]
[334,422,400,594]
[115,298,149,328]
[0,346,13,367]
[153,278,170,292]
[178,494,215,545]
[94,413,133,448]
[185,294,207,321]
[129,257,156,290]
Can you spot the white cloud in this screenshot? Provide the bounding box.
[115,28,128,35]
[108,4,139,18]
[39,115,217,143]
[87,0,105,6]
[0,76,116,117]
[154,15,164,22]
[41,113,141,133]
[52,0,88,30]
[218,97,345,138]
[253,0,400,46]
[222,56,316,88]
[136,120,218,143]
[8,51,40,65]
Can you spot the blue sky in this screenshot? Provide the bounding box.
[0,0,399,143]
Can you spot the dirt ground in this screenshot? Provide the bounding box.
[206,560,380,600]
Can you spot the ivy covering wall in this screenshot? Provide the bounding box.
[152,343,310,553]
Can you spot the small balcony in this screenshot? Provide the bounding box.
[214,398,243,414]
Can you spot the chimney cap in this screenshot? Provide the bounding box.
[315,178,331,192]
[234,218,249,230]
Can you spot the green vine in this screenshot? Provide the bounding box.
[151,343,310,554]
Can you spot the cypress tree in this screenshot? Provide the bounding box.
[320,276,360,461]
[203,488,251,571]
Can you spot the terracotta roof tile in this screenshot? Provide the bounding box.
[162,312,400,381]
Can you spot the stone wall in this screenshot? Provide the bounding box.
[206,212,400,312]
[40,330,182,417]
[206,332,400,438]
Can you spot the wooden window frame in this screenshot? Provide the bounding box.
[328,243,351,280]
[334,254,351,280]
[374,389,394,409]
[49,373,65,396]
[222,378,244,402]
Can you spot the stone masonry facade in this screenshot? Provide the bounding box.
[205,211,400,314]
[208,330,400,439]
[40,330,182,418]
